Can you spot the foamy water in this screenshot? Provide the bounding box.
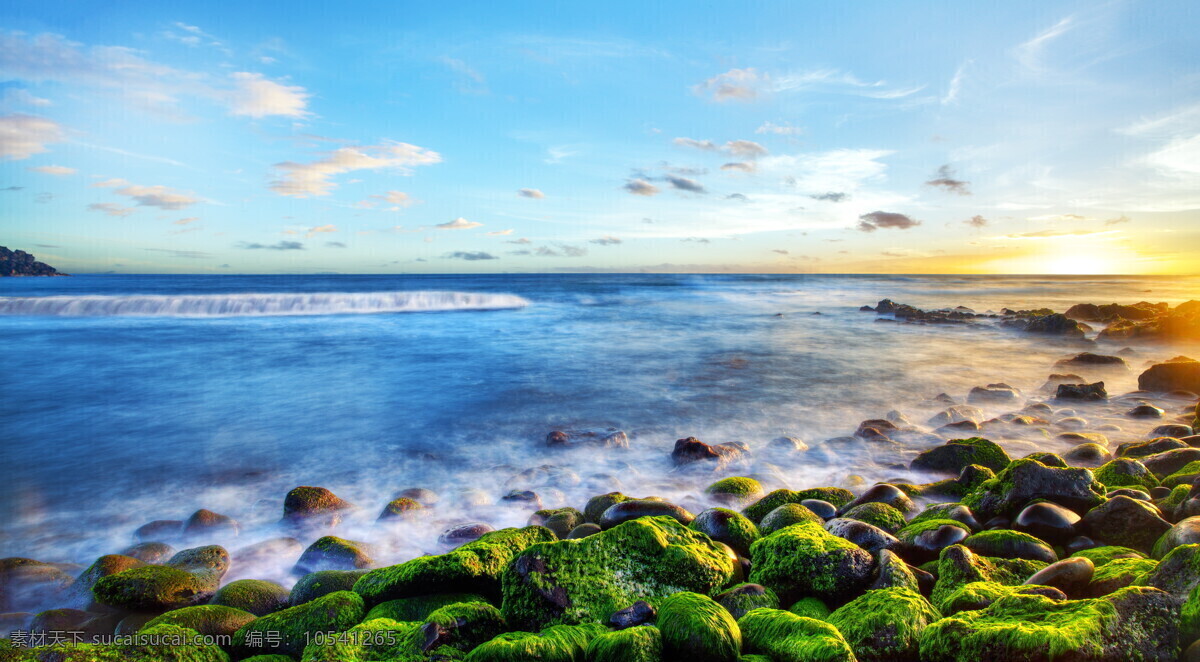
[1,273,1197,592]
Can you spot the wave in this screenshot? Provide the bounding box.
[0,291,531,317]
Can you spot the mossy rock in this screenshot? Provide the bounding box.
[908,502,974,528]
[742,488,854,524]
[1070,545,1146,567]
[210,579,290,616]
[787,597,830,620]
[64,554,145,609]
[299,616,419,661]
[92,565,215,612]
[167,546,230,579]
[919,586,1180,662]
[464,623,606,661]
[827,587,940,662]
[737,608,856,662]
[936,581,1047,615]
[378,497,424,522]
[658,592,741,662]
[585,625,662,662]
[1183,584,1200,649]
[1163,461,1200,489]
[142,604,257,638]
[689,507,762,556]
[501,516,737,630]
[871,548,922,593]
[962,529,1057,563]
[931,545,1047,613]
[747,521,873,606]
[911,437,1011,474]
[895,518,973,545]
[292,570,369,606]
[1088,557,1158,597]
[1160,484,1193,516]
[759,504,823,536]
[1095,459,1160,491]
[294,537,376,575]
[715,583,780,620]
[840,502,907,534]
[1023,452,1069,468]
[0,623,230,661]
[420,601,507,653]
[1137,543,1200,599]
[705,477,765,505]
[919,464,997,500]
[584,493,633,524]
[233,590,364,657]
[529,508,585,539]
[355,526,555,607]
[365,593,491,622]
[961,459,1106,521]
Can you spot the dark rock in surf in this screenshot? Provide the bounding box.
[1055,382,1108,401]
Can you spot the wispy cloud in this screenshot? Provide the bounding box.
[270,141,441,197]
[305,224,336,237]
[436,217,482,230]
[1015,16,1075,72]
[142,247,212,258]
[238,240,304,250]
[226,72,310,118]
[87,202,134,217]
[624,178,660,196]
[114,184,200,210]
[0,114,65,159]
[665,175,706,194]
[517,188,545,199]
[28,164,75,175]
[965,215,988,227]
[942,60,972,105]
[925,165,971,195]
[589,236,622,245]
[857,211,920,232]
[444,251,497,260]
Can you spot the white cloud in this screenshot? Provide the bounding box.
[518,188,545,199]
[755,121,803,136]
[436,217,482,230]
[92,178,129,188]
[694,68,764,102]
[305,224,337,237]
[28,164,75,175]
[487,229,514,236]
[87,202,134,217]
[0,114,65,159]
[760,148,893,194]
[270,141,442,197]
[173,217,200,225]
[1014,16,1074,71]
[226,72,310,118]
[726,140,768,159]
[673,137,717,151]
[942,60,972,105]
[1142,134,1200,178]
[114,184,200,210]
[624,179,660,196]
[380,190,414,206]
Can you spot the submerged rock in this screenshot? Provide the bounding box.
[1056,382,1109,401]
[546,427,630,449]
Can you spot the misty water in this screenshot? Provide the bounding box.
[2,273,1199,588]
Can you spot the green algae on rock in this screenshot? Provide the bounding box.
[1070,545,1147,566]
[787,596,831,620]
[299,616,420,662]
[585,625,662,662]
[92,565,216,612]
[911,437,1012,474]
[529,508,586,539]
[705,477,765,505]
[961,458,1106,521]
[1088,557,1159,597]
[690,507,762,556]
[1095,458,1161,491]
[742,488,854,524]
[232,589,364,657]
[210,579,290,616]
[292,569,370,606]
[827,587,940,662]
[919,586,1180,662]
[365,593,491,623]
[737,608,856,662]
[840,502,907,533]
[354,526,555,607]
[930,545,1047,613]
[141,604,257,638]
[464,623,605,661]
[715,583,780,620]
[962,529,1058,563]
[501,516,737,630]
[758,503,824,536]
[748,521,873,606]
[658,592,741,662]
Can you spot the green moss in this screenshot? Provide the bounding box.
[299,616,419,662]
[92,565,213,612]
[840,502,906,533]
[233,590,365,657]
[585,625,662,662]
[292,570,369,606]
[741,488,854,523]
[500,516,736,630]
[422,601,507,653]
[243,656,294,662]
[530,508,585,539]
[1160,484,1193,515]
[961,459,1105,521]
[1089,558,1159,596]
[963,530,1057,562]
[827,587,941,662]
[142,605,256,638]
[737,608,856,662]
[1183,584,1200,648]
[1095,459,1160,490]
[354,526,555,607]
[930,545,1047,613]
[584,493,633,523]
[754,503,818,536]
[211,579,290,616]
[716,583,780,620]
[689,507,762,556]
[936,581,1030,616]
[364,593,490,622]
[1163,461,1200,488]
[787,597,830,620]
[378,497,424,521]
[895,518,972,546]
[747,521,873,605]
[1024,452,1068,468]
[705,477,765,504]
[738,656,772,662]
[1069,545,1146,567]
[908,503,969,528]
[912,437,1011,473]
[658,592,741,662]
[464,623,605,661]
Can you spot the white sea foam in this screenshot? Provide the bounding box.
[0,291,531,317]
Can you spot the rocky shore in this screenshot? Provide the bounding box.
[0,247,65,277]
[3,299,1200,661]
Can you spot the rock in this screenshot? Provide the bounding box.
[394,487,439,506]
[927,405,985,428]
[1065,443,1111,466]
[609,600,657,629]
[135,520,183,542]
[1024,452,1069,468]
[715,583,779,620]
[500,517,736,630]
[567,523,601,539]
[292,536,376,576]
[1056,352,1129,369]
[438,522,495,548]
[1020,313,1087,338]
[462,622,602,660]
[182,509,239,539]
[143,604,257,638]
[841,502,907,533]
[801,499,838,520]
[1013,502,1081,545]
[281,486,354,531]
[1143,448,1200,478]
[870,548,923,594]
[377,497,424,522]
[167,545,229,581]
[748,521,874,606]
[1120,436,1189,458]
[1056,382,1108,401]
[742,487,854,523]
[827,587,940,662]
[526,508,584,539]
[962,458,1107,521]
[930,545,1047,612]
[92,565,216,612]
[1095,458,1159,490]
[964,530,1058,563]
[355,526,553,608]
[232,590,364,657]
[546,427,630,449]
[895,519,972,565]
[1087,557,1158,597]
[119,542,176,564]
[839,483,916,516]
[62,554,146,609]
[363,592,488,623]
[936,582,1069,616]
[1128,404,1166,418]
[911,437,1011,474]
[738,608,856,662]
[658,592,741,662]
[1022,557,1094,597]
[211,579,290,615]
[1141,543,1200,599]
[969,385,1020,404]
[415,601,508,654]
[1070,545,1147,566]
[824,519,900,555]
[1152,516,1200,559]
[289,569,366,606]
[583,492,633,523]
[1082,496,1172,554]
[599,499,694,529]
[587,624,663,662]
[689,508,761,556]
[765,436,809,455]
[27,608,89,634]
[704,476,765,505]
[0,247,64,276]
[500,489,543,510]
[671,437,744,468]
[759,503,823,536]
[1140,359,1200,393]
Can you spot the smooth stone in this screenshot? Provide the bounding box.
[1081,496,1172,554]
[599,499,694,529]
[903,523,970,565]
[1013,502,1080,545]
[1152,516,1200,558]
[1106,488,1152,501]
[984,516,1011,530]
[609,600,656,629]
[1064,536,1100,555]
[1127,405,1165,418]
[801,499,837,520]
[437,522,494,548]
[823,518,898,555]
[566,523,601,539]
[1023,557,1094,598]
[839,483,915,516]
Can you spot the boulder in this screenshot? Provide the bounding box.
[1140,359,1200,393]
[738,608,856,662]
[962,459,1106,521]
[748,521,874,606]
[911,437,1011,474]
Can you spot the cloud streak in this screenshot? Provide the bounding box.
[270,141,441,197]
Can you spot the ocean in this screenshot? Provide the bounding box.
[2,273,1198,584]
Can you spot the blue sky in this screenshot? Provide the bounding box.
[1,0,1198,274]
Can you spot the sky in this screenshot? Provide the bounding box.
[1,1,1198,275]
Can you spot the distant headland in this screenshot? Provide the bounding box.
[0,246,67,277]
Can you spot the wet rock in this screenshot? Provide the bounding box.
[870,548,922,593]
[583,492,633,523]
[930,545,1047,612]
[671,436,745,468]
[1022,557,1094,597]
[289,569,368,605]
[1154,423,1196,438]
[609,599,656,629]
[92,565,215,612]
[600,499,694,529]
[567,523,601,539]
[741,487,854,523]
[27,608,90,634]
[1128,404,1166,418]
[1017,313,1087,338]
[182,509,239,539]
[1139,359,1200,393]
[119,542,175,564]
[1082,496,1172,553]
[1056,352,1129,369]
[841,502,907,533]
[704,476,765,506]
[1095,458,1159,491]
[1064,443,1111,467]
[438,522,495,548]
[210,578,290,615]
[1141,543,1200,599]
[167,545,230,580]
[135,520,182,542]
[63,554,145,609]
[968,384,1020,404]
[927,405,985,428]
[911,437,1011,474]
[748,521,874,606]
[739,608,856,662]
[715,583,779,620]
[232,590,364,658]
[1013,502,1080,545]
[501,489,543,510]
[658,592,741,662]
[143,604,257,639]
[1055,381,1108,401]
[911,503,981,532]
[377,497,424,522]
[1143,448,1200,478]
[394,487,439,506]
[546,427,630,449]
[1119,436,1188,459]
[765,436,808,455]
[839,483,916,516]
[292,536,376,575]
[1087,557,1158,597]
[690,508,762,556]
[528,507,585,539]
[281,486,355,531]
[895,519,971,565]
[962,458,1106,521]
[823,518,899,555]
[965,530,1058,563]
[1151,516,1200,559]
[828,586,940,662]
[801,499,838,520]
[759,503,823,536]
